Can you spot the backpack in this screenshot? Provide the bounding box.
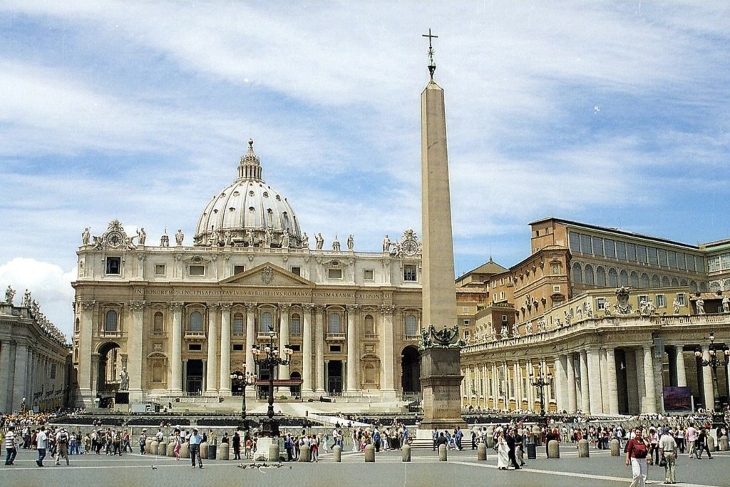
[58,433,68,444]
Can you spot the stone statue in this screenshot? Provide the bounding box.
[137,228,146,245]
[160,231,170,247]
[564,310,571,326]
[390,241,402,257]
[119,367,129,391]
[332,235,341,252]
[82,228,90,245]
[281,231,290,248]
[347,234,354,251]
[31,299,40,317]
[315,233,324,250]
[584,301,593,318]
[673,297,681,315]
[696,296,705,315]
[211,228,220,246]
[224,230,232,246]
[22,289,31,308]
[382,235,391,252]
[640,298,655,316]
[603,300,612,316]
[302,232,309,249]
[5,286,15,305]
[418,324,465,350]
[246,229,254,247]
[537,317,547,332]
[175,229,184,246]
[264,228,272,248]
[723,296,730,313]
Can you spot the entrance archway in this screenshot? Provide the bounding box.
[186,360,203,394]
[401,345,420,395]
[327,361,343,394]
[96,342,121,408]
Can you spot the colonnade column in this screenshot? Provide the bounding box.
[587,348,603,414]
[346,305,359,393]
[245,303,257,381]
[219,303,231,395]
[675,346,687,387]
[170,302,183,393]
[579,350,590,413]
[12,343,28,413]
[554,356,566,412]
[314,306,325,393]
[278,304,291,395]
[701,345,715,411]
[380,306,396,398]
[205,303,219,396]
[643,345,657,414]
[566,353,577,413]
[605,347,619,415]
[127,301,145,402]
[77,301,96,405]
[301,304,313,395]
[0,340,14,412]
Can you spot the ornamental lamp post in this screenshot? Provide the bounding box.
[251,326,293,437]
[695,332,730,411]
[530,366,553,418]
[230,364,256,431]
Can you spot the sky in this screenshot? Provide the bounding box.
[1,1,729,341]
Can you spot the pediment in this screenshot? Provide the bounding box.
[220,263,313,287]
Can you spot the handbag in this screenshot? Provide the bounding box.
[659,457,667,467]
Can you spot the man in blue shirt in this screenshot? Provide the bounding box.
[188,429,203,468]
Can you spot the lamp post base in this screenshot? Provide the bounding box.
[260,417,281,437]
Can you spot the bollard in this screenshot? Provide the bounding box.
[577,439,589,458]
[209,443,216,460]
[610,438,621,456]
[158,441,167,457]
[364,444,375,462]
[200,441,209,459]
[167,441,175,457]
[532,426,542,447]
[219,442,229,460]
[438,444,447,461]
[402,444,411,462]
[181,441,190,458]
[298,445,310,462]
[708,435,716,452]
[477,442,487,461]
[547,440,560,459]
[486,426,495,449]
[268,444,279,462]
[719,436,728,451]
[145,438,153,454]
[150,440,159,456]
[333,445,342,462]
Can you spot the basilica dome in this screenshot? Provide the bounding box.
[194,139,303,248]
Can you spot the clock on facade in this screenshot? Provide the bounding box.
[402,238,418,255]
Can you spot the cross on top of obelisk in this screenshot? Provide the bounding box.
[422,28,438,79]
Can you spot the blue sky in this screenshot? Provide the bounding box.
[1,1,729,340]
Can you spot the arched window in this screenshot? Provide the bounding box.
[328,313,341,334]
[584,265,594,286]
[572,262,583,284]
[105,310,118,332]
[290,313,301,335]
[364,315,375,336]
[651,275,660,288]
[405,314,418,337]
[689,281,698,293]
[233,313,244,335]
[630,271,639,288]
[596,266,606,287]
[620,270,629,287]
[189,311,203,332]
[260,311,273,333]
[671,278,678,287]
[699,282,708,292]
[640,273,650,288]
[608,268,618,287]
[153,312,164,335]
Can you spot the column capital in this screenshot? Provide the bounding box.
[220,302,232,311]
[207,302,221,310]
[302,303,315,311]
[278,303,291,310]
[129,301,146,311]
[381,305,396,316]
[314,304,326,313]
[245,302,258,311]
[169,301,184,311]
[80,300,96,310]
[346,304,360,312]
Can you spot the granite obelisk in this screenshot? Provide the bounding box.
[418,30,466,431]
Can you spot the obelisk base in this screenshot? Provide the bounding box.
[419,347,466,431]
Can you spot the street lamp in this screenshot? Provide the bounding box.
[695,332,730,411]
[230,364,256,431]
[251,326,293,437]
[530,366,553,417]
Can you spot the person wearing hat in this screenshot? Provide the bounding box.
[188,428,203,469]
[138,429,147,455]
[659,427,678,484]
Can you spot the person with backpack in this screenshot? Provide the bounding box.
[55,428,70,465]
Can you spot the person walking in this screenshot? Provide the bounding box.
[4,426,18,465]
[659,427,678,484]
[496,429,510,470]
[188,428,203,468]
[695,428,713,459]
[55,428,70,465]
[36,426,48,467]
[232,431,241,460]
[626,428,651,487]
[505,429,521,470]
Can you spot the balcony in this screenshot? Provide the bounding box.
[100,329,122,338]
[184,330,206,340]
[325,332,346,341]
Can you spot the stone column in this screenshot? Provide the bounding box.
[314,305,325,394]
[513,361,520,406]
[302,304,313,395]
[170,302,183,393]
[554,356,566,412]
[605,347,619,415]
[579,350,590,413]
[0,340,13,413]
[245,303,257,379]
[566,353,577,413]
[380,305,396,398]
[643,345,657,414]
[346,304,359,392]
[701,345,715,411]
[77,300,96,406]
[675,346,687,387]
[127,301,146,402]
[278,304,291,395]
[219,303,232,395]
[587,348,603,414]
[626,350,639,415]
[206,303,219,396]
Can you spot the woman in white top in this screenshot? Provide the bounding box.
[496,429,510,470]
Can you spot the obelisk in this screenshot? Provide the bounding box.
[418,29,466,432]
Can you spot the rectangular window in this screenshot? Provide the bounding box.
[329,345,341,353]
[637,245,647,264]
[592,237,604,256]
[553,285,561,293]
[50,363,57,379]
[686,254,696,272]
[648,247,658,266]
[626,243,637,262]
[155,264,166,276]
[106,257,121,275]
[233,316,244,335]
[328,268,343,279]
[667,251,677,269]
[189,265,205,276]
[233,265,246,275]
[676,293,686,306]
[290,266,301,276]
[568,232,581,252]
[604,239,616,259]
[501,315,507,322]
[290,344,301,352]
[363,269,374,280]
[404,264,417,282]
[596,298,606,310]
[232,344,244,351]
[188,344,202,351]
[616,241,626,260]
[695,256,705,273]
[580,234,592,254]
[658,249,667,267]
[656,294,666,308]
[708,256,721,272]
[462,319,470,326]
[677,253,686,270]
[721,254,730,271]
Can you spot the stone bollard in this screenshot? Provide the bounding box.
[150,440,159,456]
[577,439,589,458]
[333,445,342,462]
[401,444,411,462]
[158,441,167,457]
[200,441,209,459]
[486,426,495,449]
[364,444,375,462]
[167,441,175,457]
[181,442,190,458]
[477,442,487,461]
[547,440,560,459]
[298,445,310,463]
[269,444,279,462]
[219,442,229,460]
[610,438,621,456]
[438,444,447,461]
[708,435,716,452]
[719,436,729,451]
[532,426,542,447]
[145,438,153,454]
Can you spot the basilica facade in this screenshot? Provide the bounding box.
[71,141,425,408]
